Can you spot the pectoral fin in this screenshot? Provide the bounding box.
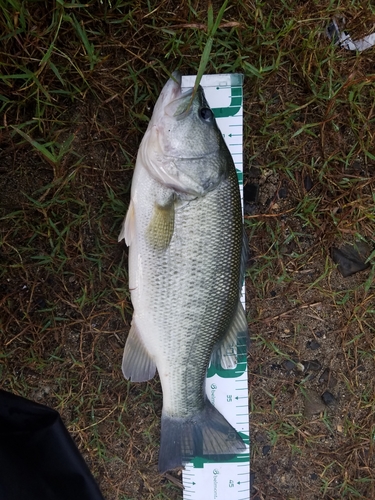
[122,321,156,382]
[210,301,248,369]
[146,199,175,249]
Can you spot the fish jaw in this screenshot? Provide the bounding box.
[149,72,183,127]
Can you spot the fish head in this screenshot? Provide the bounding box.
[139,73,230,197]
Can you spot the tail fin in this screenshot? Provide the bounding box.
[158,399,246,472]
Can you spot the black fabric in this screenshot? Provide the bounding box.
[0,390,105,500]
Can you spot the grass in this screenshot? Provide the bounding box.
[1,1,375,499]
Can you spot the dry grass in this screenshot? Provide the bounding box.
[1,1,375,499]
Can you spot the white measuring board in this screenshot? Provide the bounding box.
[181,74,250,500]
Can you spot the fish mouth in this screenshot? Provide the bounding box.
[159,72,183,106]
[150,71,185,125]
[158,72,197,119]
[169,71,182,99]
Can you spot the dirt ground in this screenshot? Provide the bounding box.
[1,2,375,500]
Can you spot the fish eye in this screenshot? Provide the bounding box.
[199,107,213,121]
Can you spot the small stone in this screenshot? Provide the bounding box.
[319,368,329,382]
[306,339,321,350]
[282,359,296,371]
[262,445,271,456]
[304,360,322,372]
[321,390,335,406]
[304,389,326,417]
[336,423,343,433]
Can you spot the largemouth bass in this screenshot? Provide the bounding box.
[119,72,248,472]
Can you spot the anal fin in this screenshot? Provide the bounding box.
[122,321,156,382]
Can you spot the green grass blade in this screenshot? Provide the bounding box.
[11,127,57,163]
[193,0,229,96]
